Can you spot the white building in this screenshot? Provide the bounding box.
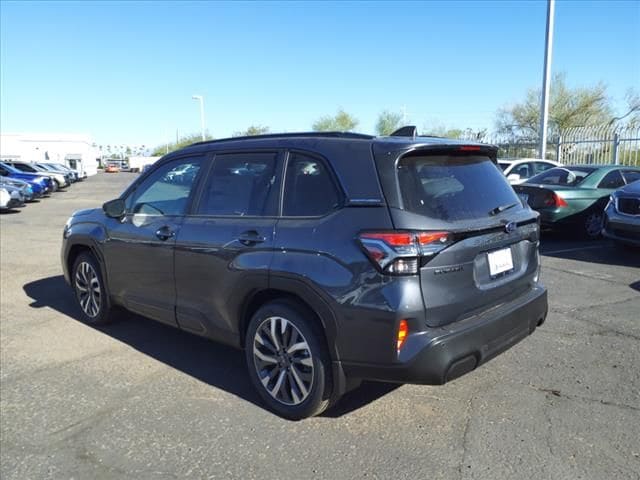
[0,133,100,177]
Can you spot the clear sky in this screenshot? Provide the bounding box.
[1,0,638,149]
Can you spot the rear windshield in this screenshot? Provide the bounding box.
[498,162,510,171]
[397,155,520,221]
[527,166,596,186]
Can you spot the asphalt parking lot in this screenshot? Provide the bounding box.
[1,173,639,480]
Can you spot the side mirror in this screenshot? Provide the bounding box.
[507,173,521,182]
[103,198,126,218]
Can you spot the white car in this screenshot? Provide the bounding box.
[0,187,23,211]
[498,158,561,184]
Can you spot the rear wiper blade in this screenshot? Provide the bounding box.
[488,202,519,216]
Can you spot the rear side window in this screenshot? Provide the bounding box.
[528,166,596,186]
[598,170,625,189]
[533,162,555,175]
[512,162,532,178]
[197,152,279,216]
[397,155,519,221]
[283,152,341,216]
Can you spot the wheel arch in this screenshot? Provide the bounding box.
[240,280,340,362]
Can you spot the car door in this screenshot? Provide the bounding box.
[174,150,282,343]
[103,155,206,326]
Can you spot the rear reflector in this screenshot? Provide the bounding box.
[397,320,408,351]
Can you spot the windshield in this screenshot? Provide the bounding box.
[397,155,520,221]
[0,162,21,174]
[498,162,510,171]
[527,166,596,186]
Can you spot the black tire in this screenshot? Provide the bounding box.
[71,252,117,325]
[245,300,333,420]
[582,209,604,239]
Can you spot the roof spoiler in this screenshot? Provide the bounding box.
[390,126,418,139]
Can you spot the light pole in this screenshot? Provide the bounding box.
[192,95,206,141]
[538,0,555,160]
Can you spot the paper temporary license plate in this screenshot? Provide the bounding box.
[488,247,514,277]
[518,193,529,204]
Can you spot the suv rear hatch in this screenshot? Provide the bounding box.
[374,146,540,328]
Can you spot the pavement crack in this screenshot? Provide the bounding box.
[550,296,639,316]
[542,264,633,286]
[457,395,474,480]
[529,384,640,412]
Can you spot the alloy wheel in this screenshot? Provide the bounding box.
[252,316,314,406]
[585,212,603,238]
[75,262,101,318]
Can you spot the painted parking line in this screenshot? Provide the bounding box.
[541,244,613,255]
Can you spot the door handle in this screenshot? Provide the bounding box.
[237,231,266,246]
[155,226,175,241]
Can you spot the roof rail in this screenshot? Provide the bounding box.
[191,131,375,147]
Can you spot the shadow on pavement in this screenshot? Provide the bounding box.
[23,275,397,419]
[539,235,640,268]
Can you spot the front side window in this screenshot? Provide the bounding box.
[197,152,279,216]
[622,170,640,184]
[283,153,341,216]
[126,157,204,216]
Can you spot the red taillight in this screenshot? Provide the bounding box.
[458,145,482,151]
[554,193,568,207]
[397,319,409,351]
[417,231,450,245]
[358,230,453,275]
[359,232,413,246]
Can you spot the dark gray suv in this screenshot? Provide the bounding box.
[62,131,548,419]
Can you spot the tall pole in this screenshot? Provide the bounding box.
[538,0,555,160]
[192,95,206,141]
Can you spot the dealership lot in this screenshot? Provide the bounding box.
[1,173,639,479]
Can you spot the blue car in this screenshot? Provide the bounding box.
[0,162,52,195]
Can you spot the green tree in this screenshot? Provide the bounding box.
[496,73,613,139]
[312,109,359,132]
[375,110,403,135]
[151,132,214,156]
[233,125,270,137]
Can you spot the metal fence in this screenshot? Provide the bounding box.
[475,123,640,166]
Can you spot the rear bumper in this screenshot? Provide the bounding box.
[341,285,548,385]
[1,198,23,210]
[603,207,640,246]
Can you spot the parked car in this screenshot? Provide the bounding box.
[0,187,24,211]
[3,161,69,190]
[513,165,640,238]
[498,158,560,184]
[105,164,120,173]
[37,163,79,182]
[603,180,640,247]
[0,176,35,201]
[0,162,52,195]
[62,130,547,419]
[165,163,199,184]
